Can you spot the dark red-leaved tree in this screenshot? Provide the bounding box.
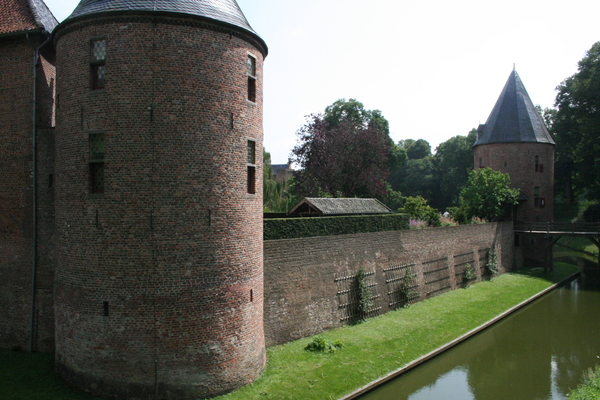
[291,99,392,198]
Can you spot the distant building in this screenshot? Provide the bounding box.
[288,197,392,217]
[271,160,294,184]
[473,70,555,223]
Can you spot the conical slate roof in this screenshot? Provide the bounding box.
[68,0,257,36]
[474,70,554,146]
[0,0,58,35]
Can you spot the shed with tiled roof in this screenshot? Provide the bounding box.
[289,198,392,217]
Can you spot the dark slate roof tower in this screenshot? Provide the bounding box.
[53,1,267,398]
[474,70,554,146]
[474,70,555,223]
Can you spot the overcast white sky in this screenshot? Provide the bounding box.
[45,0,599,163]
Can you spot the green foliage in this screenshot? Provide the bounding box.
[463,263,475,286]
[263,213,409,240]
[263,150,295,213]
[434,130,477,209]
[457,168,520,222]
[486,248,499,277]
[552,41,600,203]
[304,336,343,353]
[354,269,372,323]
[582,202,600,222]
[569,365,600,400]
[400,196,441,227]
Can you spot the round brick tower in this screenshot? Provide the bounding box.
[52,1,267,398]
[474,70,555,223]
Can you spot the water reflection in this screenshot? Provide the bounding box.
[360,266,600,400]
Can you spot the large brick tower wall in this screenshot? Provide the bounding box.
[53,3,267,399]
[474,142,554,222]
[0,0,57,352]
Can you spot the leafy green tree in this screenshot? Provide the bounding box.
[434,130,477,210]
[457,168,519,222]
[291,99,392,199]
[400,195,441,227]
[405,139,432,160]
[553,41,600,203]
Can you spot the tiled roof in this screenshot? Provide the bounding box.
[474,70,555,146]
[68,0,257,35]
[289,198,392,216]
[0,0,58,35]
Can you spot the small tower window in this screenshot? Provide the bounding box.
[89,132,105,193]
[535,155,539,172]
[247,139,256,194]
[534,186,540,208]
[90,39,106,90]
[247,55,256,102]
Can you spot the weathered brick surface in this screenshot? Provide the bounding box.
[53,14,265,399]
[474,142,555,222]
[0,33,55,352]
[264,222,514,347]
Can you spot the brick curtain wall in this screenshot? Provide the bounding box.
[263,221,514,347]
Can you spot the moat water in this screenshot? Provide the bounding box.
[359,263,600,400]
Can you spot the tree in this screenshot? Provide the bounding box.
[400,196,441,227]
[291,99,392,199]
[457,168,519,222]
[552,41,600,203]
[390,138,440,206]
[434,130,477,210]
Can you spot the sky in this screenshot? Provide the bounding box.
[44,0,600,164]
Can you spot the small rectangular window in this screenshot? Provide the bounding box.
[89,132,105,193]
[247,55,256,102]
[534,186,540,208]
[91,39,106,90]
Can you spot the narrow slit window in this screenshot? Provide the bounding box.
[247,140,256,194]
[247,55,256,102]
[89,132,105,193]
[91,39,106,90]
[534,186,540,208]
[103,301,109,317]
[535,155,539,172]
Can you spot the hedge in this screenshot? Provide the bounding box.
[263,214,410,240]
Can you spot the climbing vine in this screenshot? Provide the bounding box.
[463,263,475,288]
[486,248,499,277]
[355,269,372,323]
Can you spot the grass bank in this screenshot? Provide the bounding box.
[0,264,577,400]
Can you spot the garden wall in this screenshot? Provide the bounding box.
[263,221,514,347]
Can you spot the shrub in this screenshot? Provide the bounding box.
[486,248,499,277]
[304,336,343,353]
[569,365,600,400]
[464,263,475,287]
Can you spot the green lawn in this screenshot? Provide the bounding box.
[1,264,577,400]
